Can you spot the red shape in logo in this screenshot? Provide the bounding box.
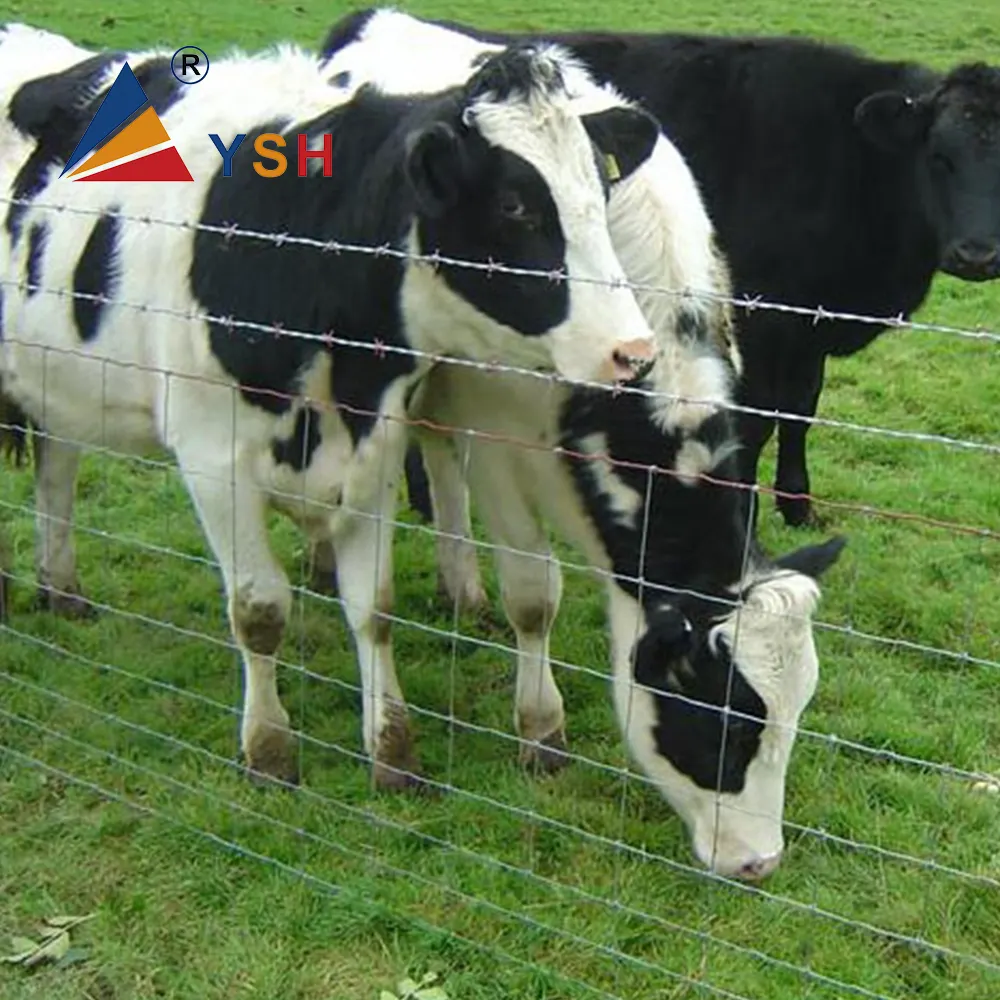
[73,146,194,182]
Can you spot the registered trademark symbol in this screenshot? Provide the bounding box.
[171,45,209,85]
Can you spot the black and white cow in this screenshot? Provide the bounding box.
[2,22,741,617]
[0,24,104,619]
[402,247,845,881]
[324,8,1000,529]
[0,39,668,784]
[310,14,848,878]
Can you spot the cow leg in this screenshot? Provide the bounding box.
[307,536,339,596]
[463,450,567,772]
[331,472,422,791]
[499,542,567,773]
[33,432,92,618]
[774,353,827,528]
[404,443,434,522]
[733,408,775,534]
[178,456,297,786]
[420,433,486,614]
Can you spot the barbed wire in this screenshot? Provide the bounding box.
[2,274,998,466]
[2,394,998,657]
[7,192,1000,346]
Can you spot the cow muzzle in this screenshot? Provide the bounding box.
[941,238,1000,281]
[600,337,657,383]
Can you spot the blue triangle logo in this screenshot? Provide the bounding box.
[59,63,148,177]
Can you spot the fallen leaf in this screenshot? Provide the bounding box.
[381,970,449,1000]
[2,936,39,963]
[23,930,70,968]
[42,913,95,932]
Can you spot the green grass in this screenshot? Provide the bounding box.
[2,1,1000,997]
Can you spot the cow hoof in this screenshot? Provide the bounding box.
[36,585,97,620]
[520,729,570,775]
[243,727,299,788]
[373,759,430,793]
[372,710,425,792]
[778,500,827,530]
[246,761,300,789]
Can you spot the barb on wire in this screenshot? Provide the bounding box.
[2,190,998,1000]
[2,274,999,464]
[3,340,1000,552]
[6,191,1000,345]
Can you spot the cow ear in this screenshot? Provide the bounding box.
[405,122,464,218]
[854,91,930,151]
[9,52,127,140]
[581,106,660,184]
[773,535,847,580]
[633,604,694,691]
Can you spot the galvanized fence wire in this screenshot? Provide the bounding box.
[1,530,996,801]
[0,692,901,1000]
[1,608,998,997]
[1,200,998,998]
[0,744,633,1000]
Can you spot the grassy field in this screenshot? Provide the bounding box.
[2,1,1000,998]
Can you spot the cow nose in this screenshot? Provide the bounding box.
[733,851,783,881]
[601,338,656,383]
[946,239,1000,277]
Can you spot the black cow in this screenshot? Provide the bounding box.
[323,9,1000,528]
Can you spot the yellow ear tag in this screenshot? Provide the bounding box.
[604,153,621,182]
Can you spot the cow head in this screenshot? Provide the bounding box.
[402,43,662,384]
[617,536,846,880]
[855,63,1000,282]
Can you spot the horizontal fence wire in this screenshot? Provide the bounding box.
[4,595,1000,893]
[1,194,998,999]
[7,193,1000,346]
[2,193,999,463]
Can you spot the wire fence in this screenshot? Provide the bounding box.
[1,192,999,1000]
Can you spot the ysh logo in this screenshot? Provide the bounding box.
[61,62,193,182]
